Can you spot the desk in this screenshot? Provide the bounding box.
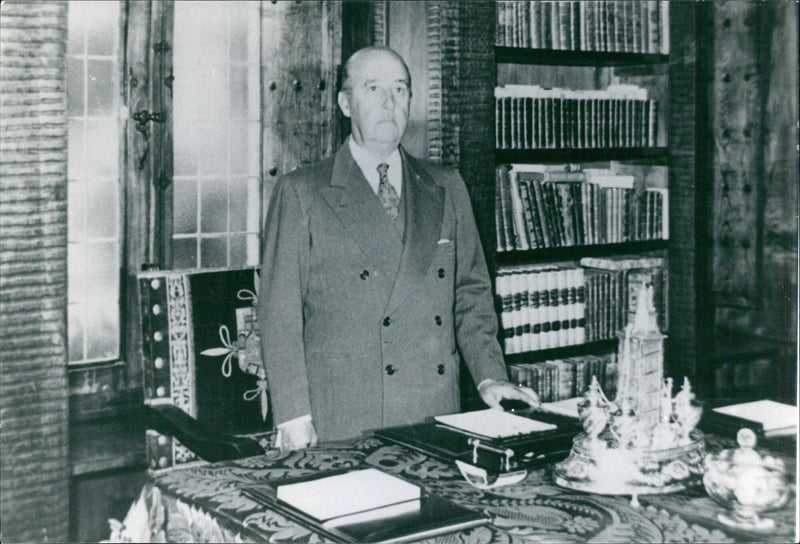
[113,436,797,543]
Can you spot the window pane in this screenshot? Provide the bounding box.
[87,180,117,238]
[86,241,119,294]
[200,237,227,268]
[69,304,85,361]
[86,1,118,55]
[86,120,118,178]
[200,180,228,233]
[67,58,84,116]
[87,60,115,116]
[229,177,248,232]
[173,237,198,269]
[68,120,86,180]
[197,122,228,175]
[173,179,198,234]
[229,234,248,264]
[174,121,199,176]
[230,65,248,120]
[68,242,87,302]
[229,234,260,266]
[86,298,119,360]
[68,181,86,241]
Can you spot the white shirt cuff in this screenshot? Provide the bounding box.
[277,414,312,429]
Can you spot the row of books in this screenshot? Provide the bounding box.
[507,352,618,403]
[495,163,668,252]
[497,263,585,353]
[583,258,667,341]
[495,85,659,150]
[496,254,667,355]
[496,1,669,54]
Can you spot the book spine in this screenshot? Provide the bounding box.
[509,169,530,250]
[497,164,516,251]
[497,272,514,353]
[528,271,542,352]
[495,168,507,252]
[517,177,538,249]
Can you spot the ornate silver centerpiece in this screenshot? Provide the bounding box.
[553,286,706,505]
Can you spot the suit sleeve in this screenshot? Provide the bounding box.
[450,171,509,385]
[258,176,313,426]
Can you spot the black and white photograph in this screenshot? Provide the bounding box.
[0,1,797,542]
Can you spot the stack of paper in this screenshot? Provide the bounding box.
[434,409,556,439]
[541,397,583,419]
[712,400,798,438]
[276,468,420,522]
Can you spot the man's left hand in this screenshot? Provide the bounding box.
[478,379,541,410]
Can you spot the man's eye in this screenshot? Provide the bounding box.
[368,85,378,92]
[394,86,407,94]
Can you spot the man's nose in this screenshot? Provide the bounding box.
[381,89,395,109]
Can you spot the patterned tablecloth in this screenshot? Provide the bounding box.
[109,436,797,543]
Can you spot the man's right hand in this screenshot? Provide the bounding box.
[276,418,318,453]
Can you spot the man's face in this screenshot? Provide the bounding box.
[338,51,411,152]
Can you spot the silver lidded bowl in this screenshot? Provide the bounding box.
[703,428,793,532]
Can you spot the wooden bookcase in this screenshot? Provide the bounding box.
[491,1,672,398]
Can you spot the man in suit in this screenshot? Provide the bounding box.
[259,46,539,451]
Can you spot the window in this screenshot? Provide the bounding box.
[66,1,263,367]
[67,1,122,364]
[172,1,262,268]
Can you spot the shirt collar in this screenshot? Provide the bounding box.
[348,137,402,183]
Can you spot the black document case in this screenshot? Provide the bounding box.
[374,409,581,473]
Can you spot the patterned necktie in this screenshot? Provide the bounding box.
[376,162,400,220]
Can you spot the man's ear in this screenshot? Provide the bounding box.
[337,91,352,117]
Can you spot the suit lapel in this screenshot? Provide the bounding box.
[385,149,445,315]
[318,144,403,274]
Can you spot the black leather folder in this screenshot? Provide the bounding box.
[374,409,581,473]
[240,468,488,544]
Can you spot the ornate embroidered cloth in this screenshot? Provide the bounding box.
[109,435,797,543]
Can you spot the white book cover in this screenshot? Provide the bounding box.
[435,409,556,439]
[276,468,420,522]
[712,400,798,436]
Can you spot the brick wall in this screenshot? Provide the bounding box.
[0,1,70,541]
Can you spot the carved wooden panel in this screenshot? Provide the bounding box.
[261,1,341,204]
[710,1,761,308]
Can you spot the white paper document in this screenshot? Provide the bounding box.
[713,400,798,437]
[540,397,583,419]
[434,409,557,439]
[276,468,421,521]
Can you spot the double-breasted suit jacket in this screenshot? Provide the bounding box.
[258,142,508,441]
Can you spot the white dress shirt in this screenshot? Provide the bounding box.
[348,137,403,198]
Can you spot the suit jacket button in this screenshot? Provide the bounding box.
[385,364,396,375]
[360,270,369,280]
[383,317,391,327]
[438,268,445,278]
[437,364,445,375]
[435,315,442,326]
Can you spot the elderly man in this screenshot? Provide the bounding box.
[259,46,539,451]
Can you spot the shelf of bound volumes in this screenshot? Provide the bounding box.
[495,1,669,55]
[496,148,667,163]
[507,351,618,403]
[496,253,667,357]
[496,240,667,265]
[495,162,668,253]
[495,84,659,151]
[495,47,667,67]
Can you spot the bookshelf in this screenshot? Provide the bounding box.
[492,1,672,403]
